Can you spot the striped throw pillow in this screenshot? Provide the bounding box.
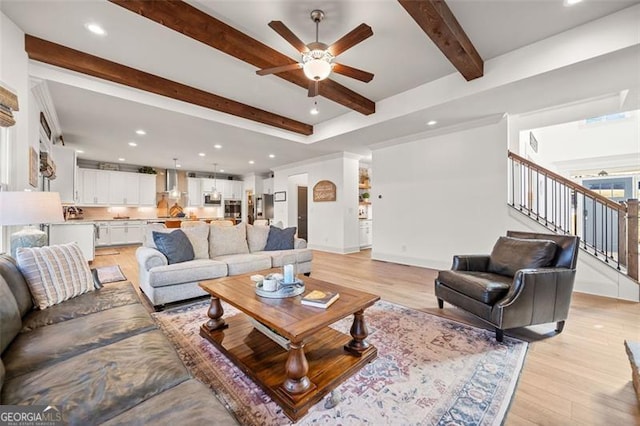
[16,242,94,310]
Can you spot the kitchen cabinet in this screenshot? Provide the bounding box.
[138,174,157,206]
[98,220,145,246]
[359,220,372,248]
[78,169,110,205]
[95,221,111,247]
[49,146,77,204]
[222,180,243,199]
[262,178,273,194]
[49,223,96,261]
[109,171,139,205]
[187,178,203,207]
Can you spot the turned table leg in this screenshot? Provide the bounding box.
[282,341,312,395]
[344,309,370,356]
[203,296,228,332]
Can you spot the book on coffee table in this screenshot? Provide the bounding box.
[301,290,340,308]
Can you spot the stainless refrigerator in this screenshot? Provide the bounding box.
[256,194,274,220]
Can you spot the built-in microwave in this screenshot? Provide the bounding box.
[204,194,222,205]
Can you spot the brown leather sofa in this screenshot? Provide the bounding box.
[0,254,237,425]
[434,231,580,342]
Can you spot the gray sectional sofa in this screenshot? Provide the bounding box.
[136,222,312,309]
[0,254,237,425]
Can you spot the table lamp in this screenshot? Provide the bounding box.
[0,191,64,257]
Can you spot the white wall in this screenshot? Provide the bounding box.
[371,118,509,269]
[0,11,33,191]
[272,153,360,254]
[520,110,639,174]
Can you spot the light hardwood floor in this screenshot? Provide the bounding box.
[92,246,640,425]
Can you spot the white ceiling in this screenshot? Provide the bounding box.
[2,0,639,175]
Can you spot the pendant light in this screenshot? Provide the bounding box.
[168,158,181,199]
[211,163,221,200]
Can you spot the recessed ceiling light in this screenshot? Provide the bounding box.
[135,129,146,135]
[214,144,222,149]
[427,120,437,126]
[564,0,582,6]
[248,160,255,165]
[85,23,106,36]
[118,158,125,162]
[198,152,206,157]
[128,142,137,147]
[76,149,84,154]
[176,164,182,168]
[220,169,225,173]
[269,154,275,158]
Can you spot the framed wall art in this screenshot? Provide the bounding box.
[274,191,286,202]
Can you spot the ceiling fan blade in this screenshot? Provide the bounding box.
[328,23,373,57]
[308,80,319,98]
[332,63,374,83]
[256,63,302,76]
[268,21,309,53]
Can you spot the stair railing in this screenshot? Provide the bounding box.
[508,151,638,280]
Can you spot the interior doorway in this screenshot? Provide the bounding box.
[297,186,308,240]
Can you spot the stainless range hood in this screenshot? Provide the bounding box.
[165,159,181,199]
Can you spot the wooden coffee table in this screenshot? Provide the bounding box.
[199,271,380,421]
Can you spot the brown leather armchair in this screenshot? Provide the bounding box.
[434,231,580,342]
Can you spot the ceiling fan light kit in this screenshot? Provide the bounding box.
[257,9,374,96]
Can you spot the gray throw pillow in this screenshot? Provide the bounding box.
[264,226,296,251]
[152,230,195,264]
[487,236,557,277]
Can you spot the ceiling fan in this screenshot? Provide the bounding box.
[256,9,374,97]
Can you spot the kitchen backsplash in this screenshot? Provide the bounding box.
[80,206,225,220]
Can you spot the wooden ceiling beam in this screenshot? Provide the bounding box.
[108,0,375,115]
[398,0,483,81]
[24,35,313,136]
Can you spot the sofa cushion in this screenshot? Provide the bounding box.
[16,242,94,310]
[2,330,190,425]
[180,222,211,259]
[213,254,272,276]
[146,225,209,260]
[3,303,155,380]
[262,249,313,267]
[437,270,512,304]
[209,222,249,258]
[247,224,270,252]
[21,281,140,332]
[148,259,227,288]
[487,236,557,277]
[0,276,21,354]
[153,230,195,265]
[0,254,33,316]
[102,379,238,426]
[264,226,296,251]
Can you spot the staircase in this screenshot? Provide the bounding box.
[507,151,638,282]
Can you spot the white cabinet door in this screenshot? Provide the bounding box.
[138,174,157,206]
[49,146,77,204]
[49,224,95,261]
[109,225,128,245]
[359,221,372,248]
[187,178,202,207]
[109,171,139,205]
[95,222,110,247]
[79,169,110,205]
[127,223,144,244]
[262,178,273,194]
[108,221,144,245]
[232,181,244,199]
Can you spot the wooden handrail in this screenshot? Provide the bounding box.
[508,151,626,212]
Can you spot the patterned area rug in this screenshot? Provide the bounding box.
[93,265,127,284]
[153,300,527,425]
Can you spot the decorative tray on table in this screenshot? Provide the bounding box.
[254,278,305,299]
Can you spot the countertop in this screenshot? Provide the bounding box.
[55,217,227,224]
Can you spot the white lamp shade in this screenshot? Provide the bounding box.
[0,191,64,225]
[303,59,332,81]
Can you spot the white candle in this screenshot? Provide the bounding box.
[284,264,294,284]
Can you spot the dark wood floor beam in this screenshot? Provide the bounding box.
[24,35,313,136]
[398,0,483,81]
[108,0,375,115]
